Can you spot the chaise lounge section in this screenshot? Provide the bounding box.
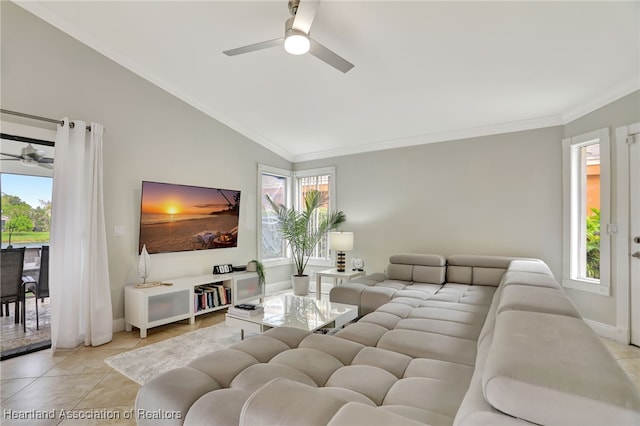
[135,254,640,425]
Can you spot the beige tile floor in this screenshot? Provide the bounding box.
[1,304,639,425]
[1,310,226,426]
[1,297,51,354]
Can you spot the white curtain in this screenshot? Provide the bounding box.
[50,119,113,351]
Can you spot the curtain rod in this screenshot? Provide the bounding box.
[0,108,92,131]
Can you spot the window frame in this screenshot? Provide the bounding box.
[257,164,292,267]
[294,166,337,267]
[562,128,611,296]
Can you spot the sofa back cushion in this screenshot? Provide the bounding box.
[386,264,414,282]
[447,255,513,286]
[483,310,640,425]
[386,254,446,284]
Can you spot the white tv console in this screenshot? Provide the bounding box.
[124,271,262,338]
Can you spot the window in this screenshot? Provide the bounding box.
[295,167,336,264]
[258,165,336,266]
[258,165,291,263]
[1,173,53,249]
[562,128,611,295]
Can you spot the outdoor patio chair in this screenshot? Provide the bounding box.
[22,245,49,331]
[1,247,26,325]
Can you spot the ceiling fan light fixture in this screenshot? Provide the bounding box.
[284,29,310,55]
[21,158,38,167]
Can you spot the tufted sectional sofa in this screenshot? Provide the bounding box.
[135,254,640,425]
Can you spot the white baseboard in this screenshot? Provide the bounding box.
[583,318,621,342]
[112,317,126,333]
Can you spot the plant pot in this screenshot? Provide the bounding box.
[291,275,310,296]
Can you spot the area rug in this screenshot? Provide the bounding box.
[105,323,254,385]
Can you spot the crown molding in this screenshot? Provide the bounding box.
[293,115,564,162]
[562,78,640,125]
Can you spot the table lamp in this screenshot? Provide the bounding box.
[330,231,354,272]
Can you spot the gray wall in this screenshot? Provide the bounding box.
[1,3,291,321]
[297,127,564,279]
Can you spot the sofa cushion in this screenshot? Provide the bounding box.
[241,378,346,426]
[229,335,291,363]
[270,348,344,386]
[447,255,513,286]
[483,310,640,425]
[335,322,389,346]
[500,270,561,289]
[383,377,469,419]
[230,363,317,391]
[497,284,581,318]
[360,311,403,330]
[351,347,412,379]
[326,365,398,405]
[330,282,369,308]
[183,388,252,426]
[404,358,474,387]
[361,286,399,315]
[328,403,427,426]
[377,329,477,366]
[135,367,221,426]
[395,318,482,341]
[299,334,365,365]
[387,264,414,281]
[413,265,446,284]
[390,253,446,267]
[187,349,258,388]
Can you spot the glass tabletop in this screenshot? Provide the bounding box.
[259,294,356,331]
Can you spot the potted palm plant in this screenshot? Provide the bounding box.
[267,189,346,295]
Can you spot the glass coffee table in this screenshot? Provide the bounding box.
[225,294,358,339]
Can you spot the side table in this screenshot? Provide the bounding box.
[315,268,365,300]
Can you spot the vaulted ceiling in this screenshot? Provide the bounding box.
[15,1,640,162]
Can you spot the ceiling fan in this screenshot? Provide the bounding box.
[223,0,354,73]
[1,144,53,169]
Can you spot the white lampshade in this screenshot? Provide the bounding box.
[330,232,354,251]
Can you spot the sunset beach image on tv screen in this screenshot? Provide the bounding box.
[138,181,241,254]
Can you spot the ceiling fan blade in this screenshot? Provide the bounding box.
[292,0,320,34]
[0,152,22,160]
[223,37,284,56]
[309,39,354,73]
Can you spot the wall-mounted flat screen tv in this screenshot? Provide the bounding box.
[138,181,241,254]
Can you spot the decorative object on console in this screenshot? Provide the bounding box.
[351,258,364,271]
[267,190,346,296]
[138,181,241,255]
[213,264,233,274]
[330,231,354,272]
[137,244,151,283]
[247,260,266,288]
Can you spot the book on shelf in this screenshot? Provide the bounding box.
[194,283,233,311]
